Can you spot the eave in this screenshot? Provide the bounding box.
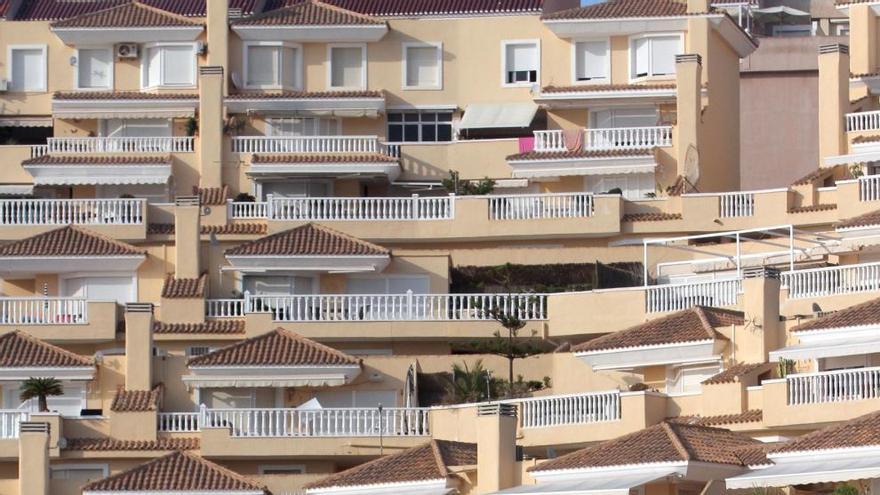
[506,155,657,179]
[232,24,388,43]
[0,255,145,276]
[23,162,172,186]
[224,254,391,274]
[575,339,723,371]
[51,26,204,45]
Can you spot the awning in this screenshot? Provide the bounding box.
[0,184,34,196]
[753,6,810,22]
[23,163,172,186]
[494,470,678,495]
[0,116,52,128]
[184,366,362,389]
[769,330,880,362]
[726,456,880,489]
[459,102,538,130]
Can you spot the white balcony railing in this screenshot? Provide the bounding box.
[47,137,194,153]
[0,411,28,438]
[859,175,880,202]
[269,196,454,221]
[533,127,672,152]
[846,110,880,132]
[157,412,200,433]
[205,299,246,318]
[30,145,48,158]
[201,407,430,438]
[515,391,621,428]
[489,193,593,220]
[787,366,880,405]
[229,201,268,220]
[0,199,145,226]
[0,298,88,325]
[646,279,741,313]
[533,130,566,151]
[246,292,547,322]
[231,136,382,154]
[781,262,880,299]
[719,192,755,218]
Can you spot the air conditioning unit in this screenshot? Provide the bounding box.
[0,79,7,92]
[116,43,139,59]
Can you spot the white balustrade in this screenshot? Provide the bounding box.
[0,199,144,225]
[781,262,880,299]
[719,192,755,218]
[229,201,268,219]
[270,196,454,221]
[231,136,381,154]
[859,175,880,201]
[246,292,547,322]
[47,137,194,153]
[205,299,246,318]
[30,145,48,158]
[533,130,566,151]
[201,407,430,438]
[787,367,880,405]
[0,298,87,325]
[489,193,593,220]
[646,279,741,313]
[846,110,880,132]
[515,391,620,428]
[157,412,200,433]
[0,411,28,438]
[584,126,673,150]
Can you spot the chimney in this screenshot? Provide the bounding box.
[206,0,229,90]
[676,54,702,184]
[477,404,517,493]
[174,196,201,279]
[818,44,850,162]
[124,303,154,391]
[198,66,225,188]
[686,0,710,14]
[739,268,782,363]
[19,422,50,495]
[849,4,876,77]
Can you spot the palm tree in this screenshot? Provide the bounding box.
[445,360,494,404]
[20,378,63,412]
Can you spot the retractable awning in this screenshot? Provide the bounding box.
[727,456,880,489]
[459,102,538,130]
[0,116,52,127]
[494,470,678,495]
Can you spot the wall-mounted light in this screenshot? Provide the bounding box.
[69,56,77,66]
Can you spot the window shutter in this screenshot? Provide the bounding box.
[406,46,438,87]
[633,38,650,77]
[161,45,194,85]
[247,45,280,86]
[650,36,681,76]
[78,48,111,89]
[576,40,608,81]
[331,47,363,88]
[282,46,298,88]
[12,48,44,91]
[506,43,537,72]
[147,47,162,87]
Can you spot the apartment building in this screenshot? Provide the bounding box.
[1,0,880,494]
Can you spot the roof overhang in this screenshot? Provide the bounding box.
[0,116,52,128]
[507,155,656,179]
[576,340,723,371]
[306,478,453,495]
[232,25,388,43]
[24,162,172,186]
[53,98,199,120]
[535,88,679,108]
[0,184,35,196]
[769,325,880,361]
[83,491,266,495]
[837,2,880,15]
[726,449,880,489]
[247,162,401,181]
[525,461,745,492]
[184,364,362,388]
[51,26,204,45]
[0,367,95,381]
[226,97,385,116]
[0,256,145,276]
[224,254,391,274]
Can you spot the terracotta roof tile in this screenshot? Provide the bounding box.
[837,209,880,230]
[702,363,771,385]
[0,331,92,368]
[790,294,880,333]
[54,91,197,101]
[0,226,145,257]
[234,0,384,26]
[572,306,741,353]
[622,212,684,222]
[310,0,543,16]
[529,422,761,472]
[9,0,261,20]
[110,385,162,412]
[251,153,398,163]
[225,223,388,256]
[788,204,837,213]
[507,148,655,161]
[227,90,383,99]
[852,135,880,144]
[51,1,203,28]
[194,186,230,206]
[542,0,696,20]
[305,440,476,489]
[82,451,269,492]
[541,83,677,94]
[188,328,360,367]
[771,410,880,454]
[22,155,171,166]
[161,273,207,299]
[65,437,199,451]
[148,223,268,235]
[153,320,246,335]
[668,410,763,427]
[791,167,841,186]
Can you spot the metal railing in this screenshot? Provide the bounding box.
[516,390,620,428]
[246,292,547,322]
[205,299,246,318]
[859,175,880,202]
[269,195,454,221]
[0,411,28,438]
[645,279,741,313]
[0,198,145,225]
[47,136,194,153]
[719,192,755,218]
[787,367,880,405]
[157,412,200,433]
[533,127,672,152]
[489,193,593,220]
[0,298,88,325]
[200,407,430,438]
[846,110,880,132]
[781,262,880,299]
[231,136,382,154]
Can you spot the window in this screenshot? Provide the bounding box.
[585,173,655,201]
[771,24,812,37]
[574,40,609,82]
[142,44,196,88]
[8,45,47,92]
[590,107,658,129]
[387,110,453,143]
[346,276,430,295]
[244,42,300,89]
[186,346,215,357]
[403,43,442,89]
[261,181,329,199]
[61,275,136,304]
[329,44,365,89]
[75,48,112,90]
[503,40,539,86]
[630,34,682,80]
[316,389,398,408]
[50,465,108,481]
[101,118,172,138]
[244,275,314,295]
[259,465,305,475]
[665,363,722,395]
[267,118,340,137]
[832,21,850,36]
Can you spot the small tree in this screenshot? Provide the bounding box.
[444,360,497,403]
[20,377,63,412]
[442,170,495,196]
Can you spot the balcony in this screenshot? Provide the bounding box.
[781,262,880,299]
[0,198,147,240]
[0,298,117,341]
[47,137,194,154]
[0,411,28,439]
[846,110,880,133]
[513,390,621,429]
[762,369,880,427]
[533,126,673,152]
[231,135,396,156]
[645,279,741,314]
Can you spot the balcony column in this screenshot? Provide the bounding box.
[476,404,517,493]
[850,4,877,77]
[206,0,229,94]
[19,422,50,495]
[818,44,850,162]
[124,303,154,391]
[198,66,225,188]
[174,196,202,279]
[739,269,782,363]
[675,54,702,186]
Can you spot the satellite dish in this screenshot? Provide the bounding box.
[684,144,700,189]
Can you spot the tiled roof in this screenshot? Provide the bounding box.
[161,273,207,299]
[225,223,389,257]
[837,209,880,230]
[148,223,268,235]
[572,306,741,353]
[153,320,246,335]
[788,204,837,213]
[702,363,770,385]
[529,422,760,472]
[305,440,477,489]
[0,226,145,257]
[22,155,171,166]
[771,410,880,454]
[791,166,841,186]
[51,1,202,28]
[0,331,92,368]
[251,153,399,163]
[54,91,197,101]
[852,135,880,144]
[297,0,544,17]
[194,186,230,206]
[82,451,269,493]
[234,0,385,26]
[542,0,695,20]
[790,294,880,333]
[188,328,360,367]
[9,0,261,20]
[506,148,655,161]
[541,83,677,94]
[65,437,199,451]
[110,385,162,412]
[227,90,383,99]
[669,410,764,427]
[622,212,684,222]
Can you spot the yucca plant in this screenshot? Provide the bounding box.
[20,377,63,412]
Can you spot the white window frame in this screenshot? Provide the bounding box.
[50,464,110,480]
[665,362,722,396]
[59,271,139,303]
[627,32,684,83]
[258,465,306,475]
[501,39,540,88]
[327,43,367,90]
[6,44,48,92]
[401,42,443,90]
[570,38,610,85]
[242,41,302,90]
[73,46,114,91]
[140,42,198,90]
